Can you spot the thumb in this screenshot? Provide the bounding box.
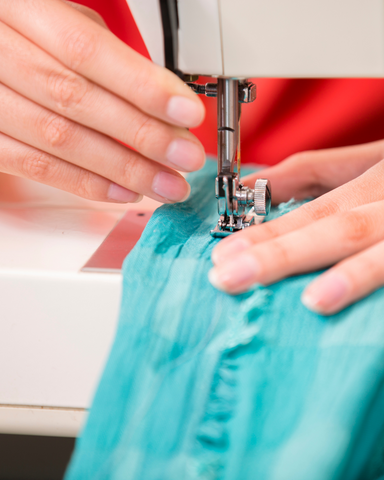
[242,140,384,205]
[242,153,323,205]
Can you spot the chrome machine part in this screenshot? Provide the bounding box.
[254,179,272,216]
[217,78,239,174]
[187,77,271,237]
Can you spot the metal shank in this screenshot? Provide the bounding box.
[217,79,239,174]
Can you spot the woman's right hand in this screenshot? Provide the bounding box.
[0,0,205,204]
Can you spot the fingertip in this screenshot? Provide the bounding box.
[166,95,205,128]
[301,290,323,313]
[208,268,226,291]
[212,236,252,264]
[301,271,349,315]
[209,254,260,295]
[152,171,191,203]
[301,291,341,316]
[178,181,191,203]
[107,183,141,203]
[211,248,220,266]
[243,169,270,183]
[165,138,206,172]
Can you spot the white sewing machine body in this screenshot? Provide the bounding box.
[2,0,384,438]
[128,0,384,78]
[0,176,159,437]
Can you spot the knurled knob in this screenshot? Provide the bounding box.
[254,179,272,216]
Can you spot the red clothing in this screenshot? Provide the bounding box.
[75,0,384,165]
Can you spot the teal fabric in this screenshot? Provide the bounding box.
[66,160,384,480]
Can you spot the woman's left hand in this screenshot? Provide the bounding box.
[209,140,384,314]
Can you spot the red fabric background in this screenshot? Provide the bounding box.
[74,0,384,165]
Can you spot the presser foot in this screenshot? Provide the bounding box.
[210,213,264,238]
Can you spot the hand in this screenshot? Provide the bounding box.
[209,140,384,315]
[0,1,205,203]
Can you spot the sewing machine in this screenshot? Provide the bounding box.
[128,0,384,235]
[2,0,384,439]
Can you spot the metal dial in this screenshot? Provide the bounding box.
[254,179,272,216]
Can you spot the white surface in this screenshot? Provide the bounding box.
[0,270,121,408]
[0,405,86,438]
[220,0,384,77]
[129,0,384,78]
[126,0,165,66]
[0,173,160,435]
[178,0,223,76]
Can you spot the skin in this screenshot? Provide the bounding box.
[0,0,205,204]
[209,140,384,315]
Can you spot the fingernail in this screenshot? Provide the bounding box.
[152,171,191,202]
[107,183,141,203]
[166,96,204,127]
[301,272,349,313]
[212,237,252,264]
[166,138,205,171]
[208,254,261,293]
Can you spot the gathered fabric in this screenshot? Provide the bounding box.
[66,160,384,480]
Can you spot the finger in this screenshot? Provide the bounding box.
[0,0,205,128]
[209,200,384,294]
[0,132,141,203]
[243,140,384,204]
[0,82,190,203]
[63,2,108,29]
[301,239,384,315]
[213,159,384,262]
[0,20,205,172]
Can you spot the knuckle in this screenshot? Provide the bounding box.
[39,114,77,150]
[352,257,375,285]
[357,255,383,284]
[47,70,90,112]
[285,150,315,168]
[286,151,308,165]
[121,153,141,186]
[127,68,161,107]
[132,73,152,99]
[74,170,95,199]
[288,151,326,194]
[132,117,156,152]
[302,197,340,222]
[61,28,99,70]
[21,151,56,183]
[339,210,373,244]
[259,222,280,240]
[268,239,291,269]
